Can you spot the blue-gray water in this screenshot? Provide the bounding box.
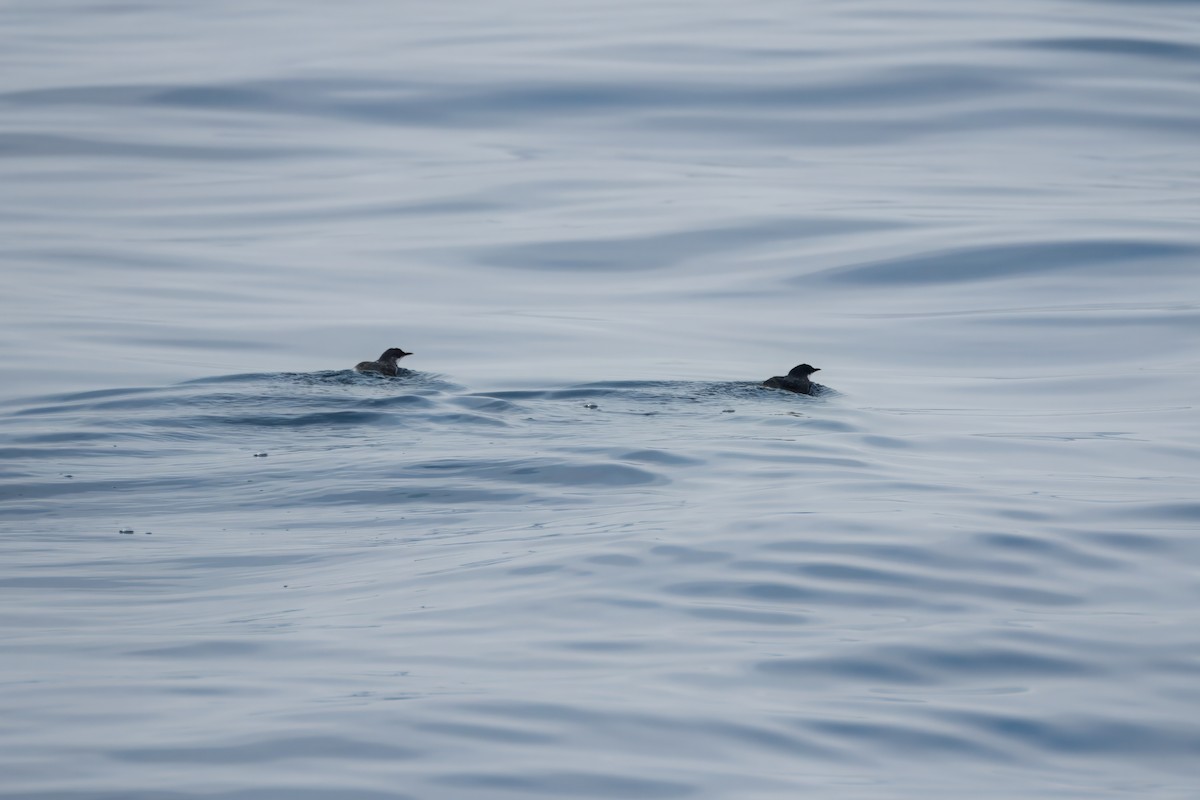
[2,1,1200,798]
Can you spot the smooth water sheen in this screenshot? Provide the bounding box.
[2,1,1200,798]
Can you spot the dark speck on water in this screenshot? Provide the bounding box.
[353,347,413,377]
[762,363,824,395]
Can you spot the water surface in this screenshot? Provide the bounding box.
[2,1,1200,798]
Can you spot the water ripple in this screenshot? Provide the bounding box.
[810,240,1196,286]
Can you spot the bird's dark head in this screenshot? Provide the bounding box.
[788,364,819,377]
[380,347,412,361]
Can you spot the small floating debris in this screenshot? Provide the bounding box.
[722,409,735,413]
[253,452,268,458]
[118,528,134,535]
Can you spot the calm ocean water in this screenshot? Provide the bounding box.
[3,1,1200,798]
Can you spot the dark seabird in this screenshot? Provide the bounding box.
[762,363,821,395]
[354,347,413,376]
